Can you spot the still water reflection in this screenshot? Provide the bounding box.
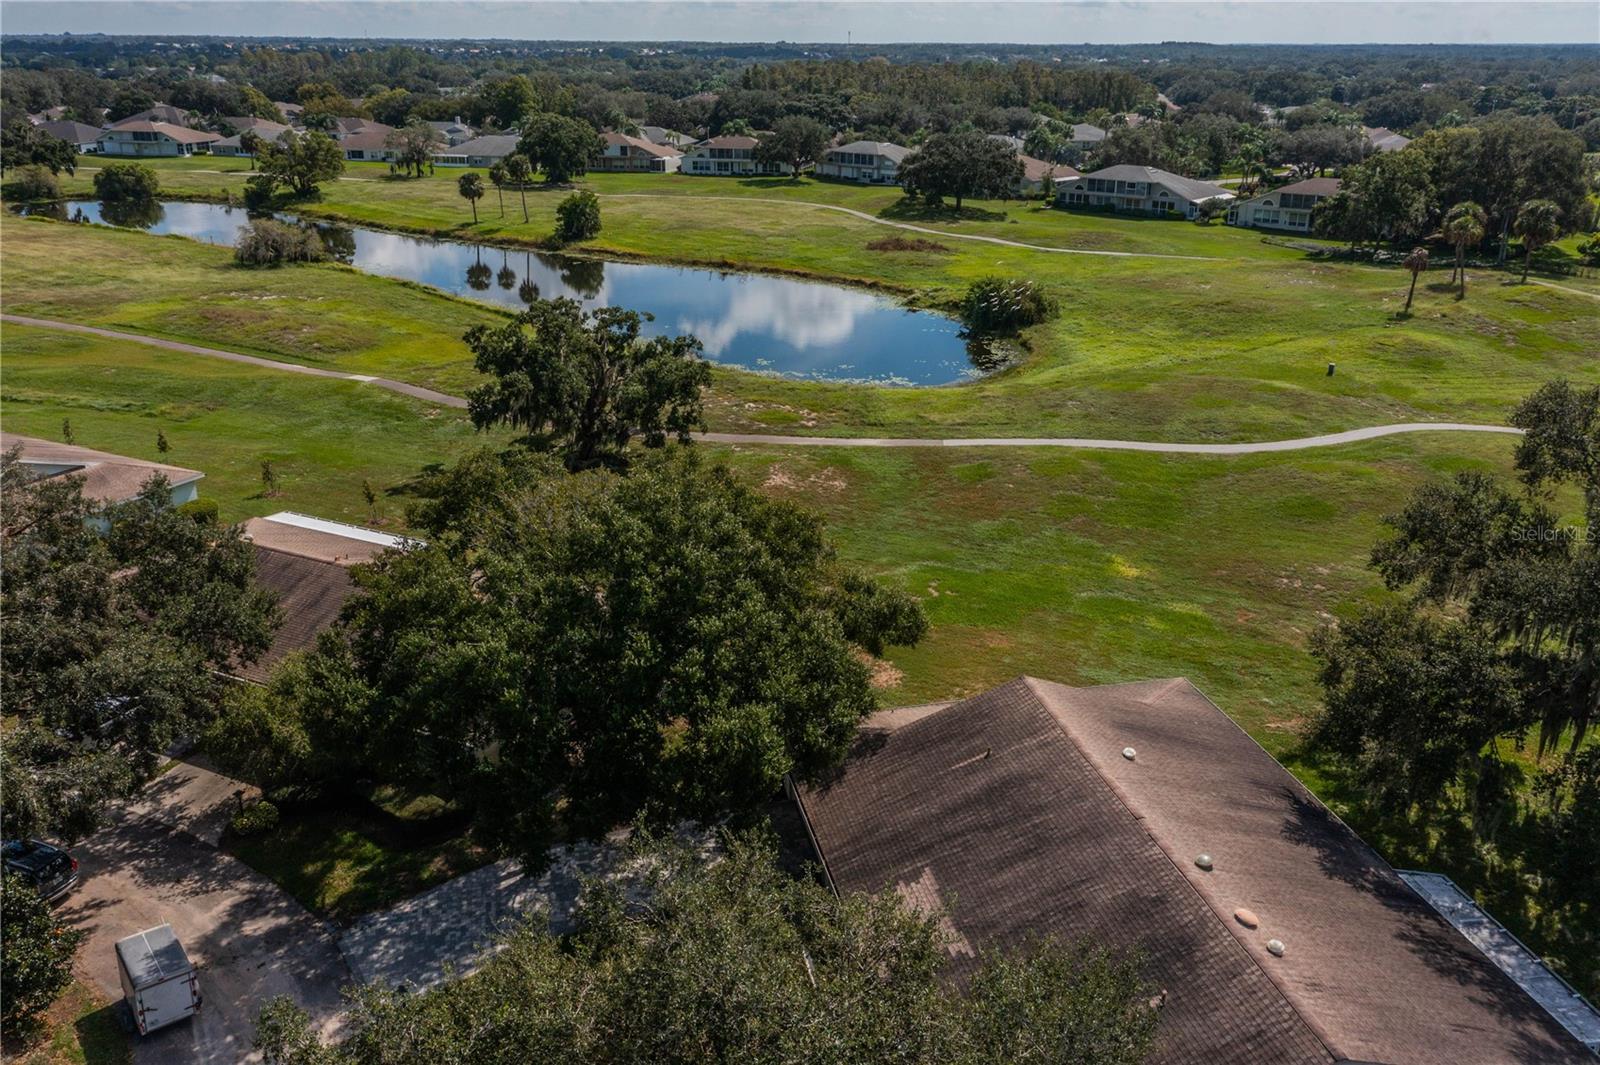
[53,199,992,385]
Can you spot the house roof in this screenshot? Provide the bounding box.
[693,135,759,150]
[100,121,220,145]
[1268,177,1342,197]
[37,120,105,144]
[1077,164,1234,203]
[793,676,1594,1065]
[339,129,395,152]
[1363,126,1412,152]
[240,547,357,683]
[1071,122,1107,141]
[219,116,290,136]
[427,119,473,132]
[601,131,680,157]
[443,134,520,158]
[1018,154,1077,182]
[241,511,414,566]
[638,125,687,144]
[830,139,910,162]
[109,104,190,127]
[1,433,203,507]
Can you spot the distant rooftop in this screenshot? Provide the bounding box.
[2,432,202,506]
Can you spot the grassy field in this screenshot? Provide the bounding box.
[5,204,1596,444]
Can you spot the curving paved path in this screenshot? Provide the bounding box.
[4,313,1523,454]
[600,192,1224,261]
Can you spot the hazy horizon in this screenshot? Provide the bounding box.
[2,1,1596,46]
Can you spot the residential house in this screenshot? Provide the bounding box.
[791,675,1599,1065]
[680,135,792,177]
[1016,155,1079,195]
[987,133,1026,153]
[36,120,106,153]
[816,140,908,184]
[432,134,520,167]
[1055,164,1234,218]
[108,104,193,128]
[236,512,417,683]
[593,132,682,173]
[1069,122,1106,149]
[1,433,203,531]
[28,105,72,123]
[212,118,292,156]
[1364,126,1412,153]
[1227,177,1341,232]
[96,122,220,157]
[273,101,305,124]
[638,125,689,148]
[337,129,397,162]
[331,117,394,139]
[427,117,476,146]
[219,115,289,136]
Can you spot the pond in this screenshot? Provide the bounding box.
[49,199,992,386]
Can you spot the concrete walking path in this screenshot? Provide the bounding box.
[5,313,1524,454]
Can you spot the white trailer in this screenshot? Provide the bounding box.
[115,924,201,1035]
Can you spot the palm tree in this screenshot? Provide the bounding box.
[1402,246,1428,314]
[488,162,508,218]
[505,154,532,224]
[458,172,485,224]
[1440,201,1486,299]
[1513,199,1562,283]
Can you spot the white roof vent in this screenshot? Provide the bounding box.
[1266,938,1286,957]
[1194,853,1214,871]
[1122,747,1136,760]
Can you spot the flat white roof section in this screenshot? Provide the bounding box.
[1399,870,1600,1053]
[261,511,416,550]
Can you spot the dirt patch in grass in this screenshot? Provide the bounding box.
[866,235,952,254]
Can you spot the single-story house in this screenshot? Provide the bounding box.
[2,433,203,525]
[638,125,689,148]
[236,512,417,684]
[1364,126,1412,153]
[680,135,792,177]
[1227,177,1341,232]
[1055,164,1234,218]
[1015,154,1079,195]
[816,140,908,184]
[427,118,476,146]
[593,132,682,172]
[1069,122,1106,149]
[432,134,520,167]
[36,120,106,153]
[96,121,221,157]
[212,119,292,156]
[791,675,1598,1064]
[108,104,193,129]
[337,129,397,162]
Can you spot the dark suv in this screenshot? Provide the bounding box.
[2,839,79,900]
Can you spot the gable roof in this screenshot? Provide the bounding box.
[601,131,680,157]
[1,432,203,507]
[1018,154,1077,182]
[829,139,909,162]
[1071,122,1107,141]
[109,104,190,127]
[1077,164,1233,203]
[794,676,1593,1065]
[444,134,520,158]
[100,121,220,145]
[219,116,290,136]
[1363,126,1412,152]
[638,125,687,145]
[37,120,106,144]
[692,134,759,150]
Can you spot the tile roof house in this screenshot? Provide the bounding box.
[432,133,521,167]
[680,135,792,177]
[36,120,106,152]
[96,121,220,157]
[593,131,682,172]
[792,676,1595,1065]
[1056,164,1234,218]
[1228,177,1342,232]
[1,433,202,531]
[237,512,417,683]
[816,140,908,184]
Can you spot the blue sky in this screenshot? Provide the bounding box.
[3,1,1595,44]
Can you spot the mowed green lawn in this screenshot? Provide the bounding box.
[5,208,1595,442]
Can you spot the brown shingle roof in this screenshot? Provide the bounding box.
[1268,177,1342,197]
[101,121,220,144]
[601,131,680,158]
[694,135,759,150]
[239,546,357,683]
[794,677,1593,1065]
[1,433,203,506]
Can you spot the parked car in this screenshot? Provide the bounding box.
[1,838,79,899]
[116,924,202,1036]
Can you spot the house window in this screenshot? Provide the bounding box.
[132,131,157,142]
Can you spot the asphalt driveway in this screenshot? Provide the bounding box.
[59,761,349,1064]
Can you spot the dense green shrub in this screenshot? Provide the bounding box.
[234,219,328,266]
[92,162,159,202]
[960,277,1057,333]
[554,190,602,242]
[1,874,85,1045]
[4,164,60,202]
[176,498,219,525]
[229,799,279,837]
